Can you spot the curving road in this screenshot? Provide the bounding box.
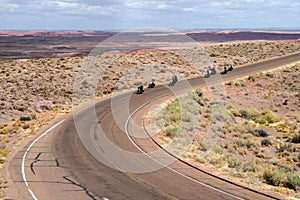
[7,52,300,200]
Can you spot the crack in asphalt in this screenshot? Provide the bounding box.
[63,176,98,200]
[30,152,42,175]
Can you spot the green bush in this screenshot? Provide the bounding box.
[227,155,242,168]
[166,112,181,123]
[164,126,181,138]
[248,75,256,82]
[287,174,300,190]
[165,100,181,123]
[256,110,280,124]
[263,167,287,186]
[239,108,259,119]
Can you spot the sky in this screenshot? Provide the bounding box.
[0,0,299,30]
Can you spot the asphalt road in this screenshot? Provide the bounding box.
[8,52,300,200]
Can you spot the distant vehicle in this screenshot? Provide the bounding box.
[221,64,233,74]
[210,67,217,75]
[204,70,210,78]
[221,66,228,74]
[204,67,217,78]
[168,75,178,86]
[148,80,155,88]
[136,85,144,94]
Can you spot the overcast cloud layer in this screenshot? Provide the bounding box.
[0,0,299,30]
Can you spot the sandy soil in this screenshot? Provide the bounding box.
[0,38,300,198]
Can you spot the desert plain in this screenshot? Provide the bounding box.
[0,30,300,199]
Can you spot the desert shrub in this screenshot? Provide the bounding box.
[181,95,199,115]
[210,52,219,57]
[16,105,26,112]
[242,159,262,173]
[1,150,8,157]
[30,112,37,120]
[227,155,242,168]
[225,80,234,86]
[22,123,30,129]
[182,112,194,123]
[248,75,256,82]
[164,126,180,138]
[254,129,268,137]
[166,112,181,123]
[194,88,203,97]
[165,100,181,123]
[286,174,300,190]
[263,167,287,186]
[210,103,226,122]
[212,145,223,154]
[239,108,259,119]
[291,133,300,143]
[233,138,244,147]
[261,138,272,146]
[245,137,258,149]
[207,152,226,168]
[198,142,214,152]
[256,153,265,159]
[230,108,240,117]
[253,110,280,124]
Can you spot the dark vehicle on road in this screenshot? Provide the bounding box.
[221,66,228,74]
[136,85,144,94]
[221,64,233,74]
[169,75,178,86]
[148,80,155,88]
[204,70,210,78]
[204,67,217,78]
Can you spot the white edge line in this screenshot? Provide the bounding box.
[21,120,65,199]
[28,189,38,200]
[125,100,244,200]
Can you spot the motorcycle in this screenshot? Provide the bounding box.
[148,80,155,88]
[136,85,144,94]
[228,64,233,71]
[169,75,178,86]
[221,66,227,74]
[204,67,217,78]
[210,67,217,75]
[204,70,210,78]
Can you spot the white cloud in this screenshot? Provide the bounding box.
[0,0,299,30]
[182,7,196,12]
[50,1,79,8]
[0,0,19,12]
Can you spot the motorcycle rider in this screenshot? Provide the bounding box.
[169,75,178,86]
[136,85,144,94]
[221,66,227,74]
[148,79,155,88]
